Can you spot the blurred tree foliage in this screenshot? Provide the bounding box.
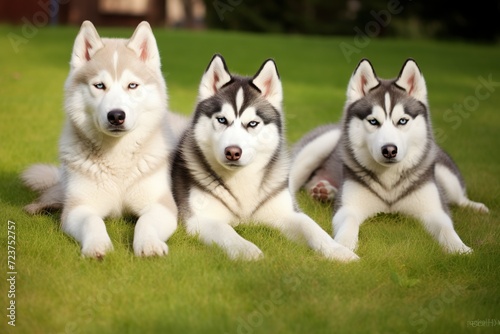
[204,0,500,42]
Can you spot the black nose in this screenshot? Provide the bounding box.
[381,144,398,159]
[225,146,242,161]
[107,109,126,126]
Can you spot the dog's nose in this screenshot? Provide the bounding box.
[381,144,398,159]
[225,146,242,161]
[107,109,126,126]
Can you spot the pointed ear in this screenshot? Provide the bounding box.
[347,59,379,103]
[70,21,104,70]
[395,59,427,103]
[127,21,161,67]
[198,54,232,100]
[251,59,282,109]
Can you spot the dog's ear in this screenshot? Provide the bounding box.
[127,21,161,68]
[347,59,379,103]
[198,54,232,100]
[251,59,282,109]
[70,21,104,70]
[395,59,427,103]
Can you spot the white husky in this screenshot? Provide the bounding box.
[22,21,186,258]
[291,59,488,256]
[171,54,359,262]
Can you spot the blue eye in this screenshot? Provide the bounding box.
[93,83,106,90]
[128,83,139,89]
[368,118,379,126]
[247,121,259,128]
[398,118,408,125]
[216,117,227,124]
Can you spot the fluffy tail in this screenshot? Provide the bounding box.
[21,164,60,191]
[289,125,341,193]
[21,164,63,214]
[166,111,192,146]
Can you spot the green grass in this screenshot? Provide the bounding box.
[1,25,499,334]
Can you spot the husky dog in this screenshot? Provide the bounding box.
[171,54,358,262]
[21,21,186,258]
[290,59,488,255]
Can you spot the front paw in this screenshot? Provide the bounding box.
[81,236,114,259]
[133,235,169,257]
[444,243,473,255]
[334,233,358,252]
[226,240,263,261]
[320,240,360,262]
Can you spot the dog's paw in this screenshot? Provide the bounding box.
[134,236,169,257]
[444,243,473,255]
[469,201,489,214]
[309,180,336,202]
[320,240,360,262]
[81,237,114,259]
[226,240,264,261]
[334,234,358,252]
[24,203,45,215]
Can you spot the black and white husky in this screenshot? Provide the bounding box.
[172,54,358,262]
[290,59,488,256]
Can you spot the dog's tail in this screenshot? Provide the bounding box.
[289,125,341,193]
[21,164,63,214]
[21,164,60,192]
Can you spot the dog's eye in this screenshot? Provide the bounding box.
[128,83,139,90]
[93,83,106,90]
[398,118,409,125]
[368,118,379,126]
[216,117,227,125]
[247,121,259,128]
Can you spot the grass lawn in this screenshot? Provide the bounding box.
[1,24,499,334]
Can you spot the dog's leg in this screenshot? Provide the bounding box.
[398,182,472,254]
[420,211,472,254]
[269,212,359,262]
[186,216,263,260]
[289,126,341,194]
[332,208,363,252]
[186,190,263,260]
[435,164,489,213]
[332,181,383,252]
[128,170,178,256]
[62,206,113,258]
[133,203,177,257]
[254,190,359,262]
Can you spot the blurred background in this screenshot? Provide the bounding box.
[1,0,499,42]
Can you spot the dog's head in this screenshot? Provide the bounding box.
[343,58,431,168]
[192,55,283,170]
[64,21,166,138]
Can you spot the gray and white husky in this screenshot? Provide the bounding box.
[172,54,358,262]
[290,59,488,256]
[21,21,187,258]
